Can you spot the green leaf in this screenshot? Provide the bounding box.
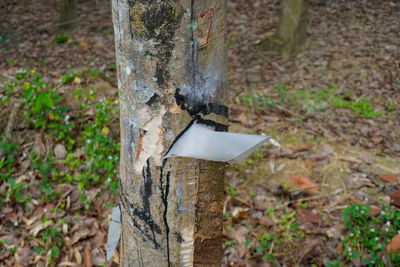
[34,92,54,112]
[323,260,343,267]
[60,74,72,83]
[53,34,69,44]
[50,246,60,258]
[43,92,54,108]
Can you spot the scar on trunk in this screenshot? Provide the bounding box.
[133,108,166,173]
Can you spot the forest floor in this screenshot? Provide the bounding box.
[0,0,399,266]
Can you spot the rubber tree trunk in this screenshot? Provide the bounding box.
[111,0,227,266]
[261,0,309,58]
[58,0,78,31]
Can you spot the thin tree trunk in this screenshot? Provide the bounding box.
[58,0,78,31]
[111,0,227,266]
[260,0,309,58]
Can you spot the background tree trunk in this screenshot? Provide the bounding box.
[260,0,309,58]
[58,0,78,31]
[111,0,227,266]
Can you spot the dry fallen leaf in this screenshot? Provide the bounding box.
[252,195,273,210]
[258,216,277,227]
[369,206,381,217]
[379,174,400,183]
[225,225,250,258]
[293,143,314,152]
[304,159,313,170]
[231,207,249,218]
[387,234,400,253]
[29,221,52,237]
[326,224,345,238]
[32,135,47,157]
[74,248,82,264]
[71,228,97,244]
[297,208,321,224]
[390,190,400,208]
[225,225,249,245]
[84,247,92,267]
[290,175,318,193]
[308,151,331,161]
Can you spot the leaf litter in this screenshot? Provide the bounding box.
[0,0,400,266]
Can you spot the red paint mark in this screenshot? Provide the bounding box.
[198,8,215,50]
[199,8,215,18]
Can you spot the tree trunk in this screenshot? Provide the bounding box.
[261,0,309,58]
[58,0,78,31]
[111,0,227,266]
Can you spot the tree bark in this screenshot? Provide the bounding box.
[111,0,227,266]
[260,0,309,58]
[58,0,78,31]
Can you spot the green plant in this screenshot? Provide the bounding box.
[333,99,384,118]
[265,207,275,217]
[323,260,343,267]
[341,204,400,266]
[0,33,9,43]
[33,219,63,264]
[60,74,73,83]
[88,70,101,81]
[386,103,396,112]
[293,86,337,113]
[5,70,76,144]
[278,212,304,241]
[298,202,308,208]
[253,234,275,261]
[5,178,31,204]
[237,210,305,263]
[225,184,238,196]
[63,96,120,191]
[49,246,61,263]
[8,245,18,254]
[53,34,69,44]
[239,83,387,119]
[239,93,276,108]
[103,28,114,35]
[0,142,17,181]
[0,142,31,205]
[31,152,57,199]
[1,69,120,213]
[276,83,289,103]
[224,240,234,246]
[110,64,117,71]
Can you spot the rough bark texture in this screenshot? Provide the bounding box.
[111,0,227,266]
[261,0,309,58]
[58,0,78,31]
